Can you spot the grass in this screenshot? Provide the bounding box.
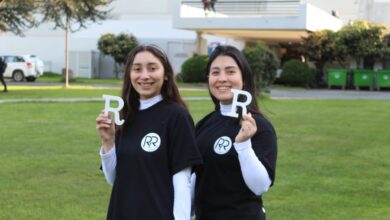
[0,85,121,99]
[263,100,390,220]
[36,72,209,89]
[0,88,389,219]
[0,85,210,99]
[36,72,123,84]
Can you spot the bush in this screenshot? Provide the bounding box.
[180,55,208,83]
[279,60,313,87]
[242,43,280,90]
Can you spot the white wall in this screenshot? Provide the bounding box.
[0,0,196,75]
[110,0,172,18]
[305,0,359,24]
[359,0,390,27]
[305,4,342,31]
[0,36,65,73]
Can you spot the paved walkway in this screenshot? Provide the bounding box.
[269,89,390,100]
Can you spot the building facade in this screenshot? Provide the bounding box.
[0,0,389,78]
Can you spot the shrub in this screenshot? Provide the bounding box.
[279,60,314,87]
[242,43,280,91]
[180,55,208,83]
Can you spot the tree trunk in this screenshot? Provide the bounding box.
[65,18,70,88]
[314,62,325,87]
[114,63,119,79]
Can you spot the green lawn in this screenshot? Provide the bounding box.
[36,72,209,89]
[36,72,123,84]
[0,85,209,99]
[0,88,389,219]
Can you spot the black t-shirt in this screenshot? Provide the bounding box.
[0,59,6,74]
[107,101,203,220]
[195,111,277,220]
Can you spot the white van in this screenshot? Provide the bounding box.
[0,55,42,82]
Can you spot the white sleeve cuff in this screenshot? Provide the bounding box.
[173,167,192,220]
[234,139,251,152]
[100,145,116,158]
[99,145,116,186]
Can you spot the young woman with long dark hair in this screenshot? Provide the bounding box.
[194,45,278,220]
[96,44,202,220]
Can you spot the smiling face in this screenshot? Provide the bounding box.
[208,55,243,105]
[130,51,165,100]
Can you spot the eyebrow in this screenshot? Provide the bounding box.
[132,62,159,66]
[225,66,238,70]
[211,65,237,70]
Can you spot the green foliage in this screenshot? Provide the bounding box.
[279,60,313,87]
[39,0,113,32]
[98,33,138,79]
[180,55,208,83]
[302,30,339,64]
[242,43,280,90]
[0,0,36,35]
[383,34,390,56]
[336,20,387,66]
[98,33,138,66]
[302,30,339,86]
[0,0,113,35]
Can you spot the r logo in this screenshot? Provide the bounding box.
[213,136,232,155]
[141,133,161,152]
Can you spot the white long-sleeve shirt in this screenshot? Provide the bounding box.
[220,103,272,195]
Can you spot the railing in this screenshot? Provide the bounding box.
[181,0,301,17]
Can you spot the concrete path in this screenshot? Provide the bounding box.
[269,89,390,100]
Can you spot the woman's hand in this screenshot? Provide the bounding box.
[235,113,257,143]
[96,111,115,153]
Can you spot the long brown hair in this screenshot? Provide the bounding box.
[206,45,260,116]
[119,44,186,130]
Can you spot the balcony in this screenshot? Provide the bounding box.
[173,0,342,43]
[180,0,301,18]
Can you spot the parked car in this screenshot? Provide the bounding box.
[0,55,43,82]
[25,54,44,75]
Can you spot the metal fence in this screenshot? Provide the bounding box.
[181,0,301,17]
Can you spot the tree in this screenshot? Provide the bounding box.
[39,0,113,87]
[382,34,390,58]
[0,0,36,35]
[98,33,139,79]
[302,30,339,86]
[242,43,279,92]
[336,20,387,69]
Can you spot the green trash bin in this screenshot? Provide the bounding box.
[353,69,373,90]
[376,70,390,91]
[327,69,348,89]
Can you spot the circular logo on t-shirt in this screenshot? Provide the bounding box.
[141,133,161,152]
[213,136,232,155]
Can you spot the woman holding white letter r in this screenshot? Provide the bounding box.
[96,45,202,220]
[193,45,278,220]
